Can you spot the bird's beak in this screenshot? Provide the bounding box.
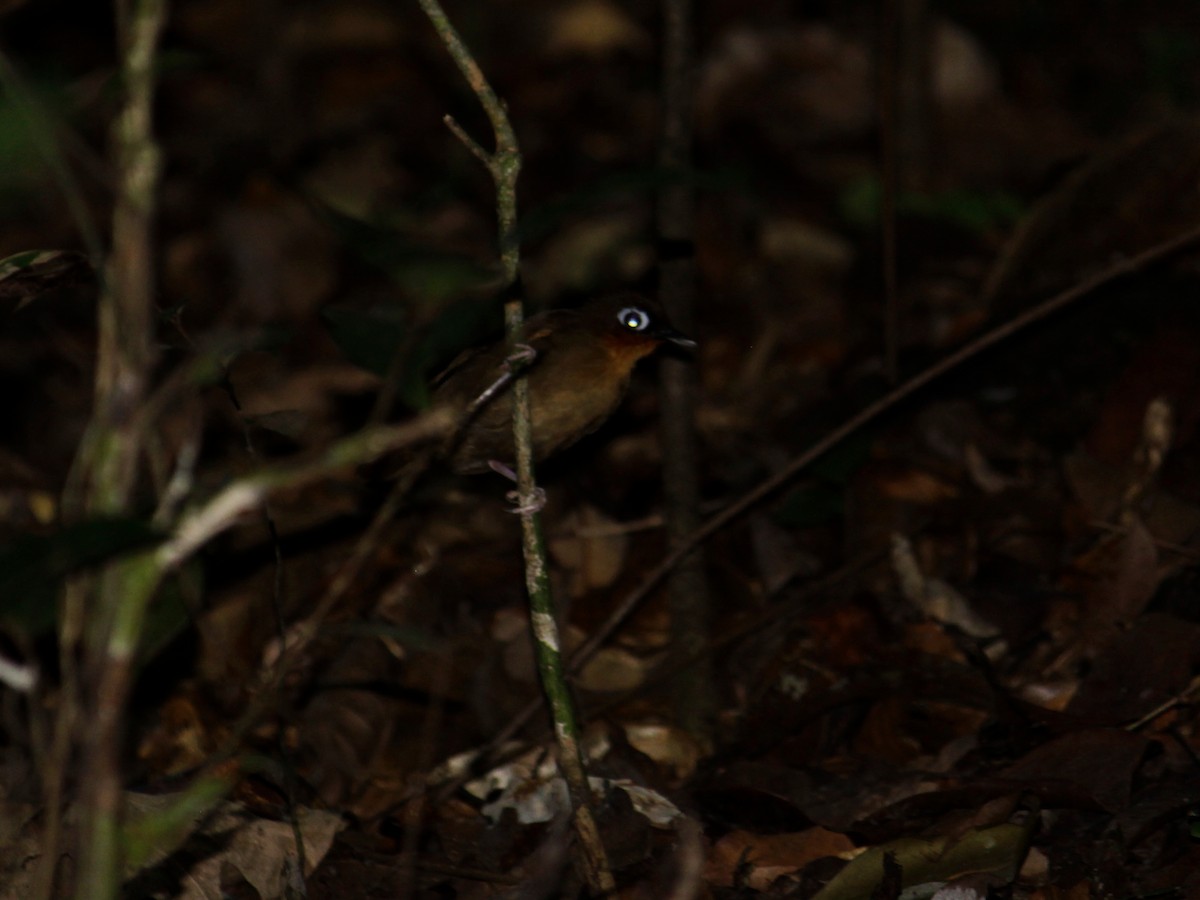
[656,326,697,351]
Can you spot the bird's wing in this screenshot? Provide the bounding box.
[431,309,582,399]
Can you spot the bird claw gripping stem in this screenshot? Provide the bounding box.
[487,459,547,514]
[505,486,547,515]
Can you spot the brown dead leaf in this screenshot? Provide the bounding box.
[1026,883,1092,900]
[137,695,214,778]
[1001,728,1148,812]
[759,216,854,272]
[1067,613,1200,724]
[852,695,922,764]
[548,503,629,596]
[705,827,855,890]
[1073,514,1161,632]
[124,794,343,900]
[877,468,960,503]
[751,513,821,595]
[186,805,343,899]
[1064,450,1200,547]
[215,184,339,322]
[1083,325,1200,467]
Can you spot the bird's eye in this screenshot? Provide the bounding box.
[617,307,650,331]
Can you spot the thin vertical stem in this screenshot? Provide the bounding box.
[416,1,612,890]
[70,0,168,896]
[880,0,901,384]
[658,0,714,743]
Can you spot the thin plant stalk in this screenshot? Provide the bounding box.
[416,0,613,891]
[657,0,715,746]
[67,0,168,897]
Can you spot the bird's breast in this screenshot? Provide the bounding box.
[527,348,632,459]
[440,331,659,472]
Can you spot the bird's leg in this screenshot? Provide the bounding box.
[487,459,547,514]
[463,344,539,424]
[486,459,519,481]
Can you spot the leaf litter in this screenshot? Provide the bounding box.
[5,1,1200,897]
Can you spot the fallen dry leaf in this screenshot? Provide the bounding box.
[705,827,856,890]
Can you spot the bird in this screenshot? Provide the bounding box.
[432,293,696,474]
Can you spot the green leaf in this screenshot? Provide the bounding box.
[323,292,504,409]
[813,821,1033,900]
[0,84,59,203]
[321,303,407,378]
[313,203,500,305]
[396,293,504,408]
[771,429,874,527]
[809,428,874,483]
[839,176,1025,234]
[0,518,161,636]
[517,163,748,245]
[772,482,844,529]
[137,562,203,667]
[123,777,232,874]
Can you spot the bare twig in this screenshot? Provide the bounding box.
[657,0,714,746]
[416,1,613,891]
[878,0,933,383]
[1125,672,1200,732]
[879,0,900,384]
[159,411,453,570]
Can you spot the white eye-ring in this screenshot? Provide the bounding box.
[618,307,650,331]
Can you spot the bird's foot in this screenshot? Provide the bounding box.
[505,487,547,515]
[487,460,547,514]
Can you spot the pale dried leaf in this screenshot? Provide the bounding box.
[545,0,650,58]
[576,645,647,692]
[624,723,704,780]
[548,504,629,595]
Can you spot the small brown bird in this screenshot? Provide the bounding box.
[433,293,696,474]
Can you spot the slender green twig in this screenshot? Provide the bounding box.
[416,0,613,891]
[68,1,168,897]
